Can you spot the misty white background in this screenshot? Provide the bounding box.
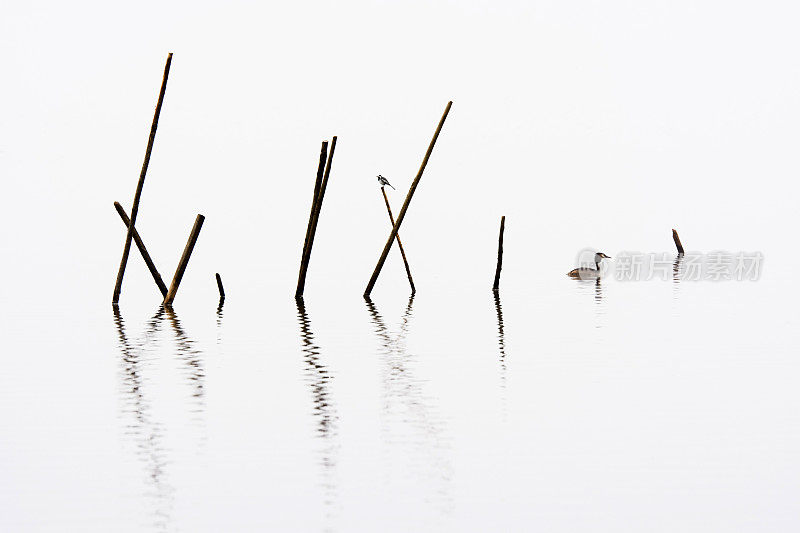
[3,0,799,300]
[2,1,800,531]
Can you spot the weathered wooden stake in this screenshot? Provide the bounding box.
[114,201,168,297]
[380,187,415,294]
[113,53,173,304]
[215,273,225,301]
[672,228,685,254]
[299,142,328,278]
[492,216,505,292]
[295,141,329,298]
[364,101,452,298]
[295,136,337,298]
[163,214,205,306]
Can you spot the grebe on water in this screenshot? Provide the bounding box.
[568,252,611,279]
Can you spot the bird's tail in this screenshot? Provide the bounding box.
[388,183,395,190]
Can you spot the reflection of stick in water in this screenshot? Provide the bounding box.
[364,296,452,514]
[493,291,506,371]
[493,291,510,421]
[163,308,206,416]
[112,306,174,531]
[672,253,684,302]
[295,298,339,514]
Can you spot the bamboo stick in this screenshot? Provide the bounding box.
[297,141,328,294]
[364,102,452,298]
[113,53,173,304]
[163,214,205,306]
[672,228,685,254]
[380,187,415,293]
[114,201,168,297]
[492,216,505,292]
[295,136,337,298]
[215,273,225,301]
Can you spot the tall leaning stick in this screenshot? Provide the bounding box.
[381,187,415,293]
[672,228,685,254]
[364,101,452,298]
[114,201,168,297]
[113,53,173,304]
[163,214,205,306]
[492,216,505,292]
[296,136,337,299]
[295,141,328,298]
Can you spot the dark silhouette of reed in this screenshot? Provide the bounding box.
[672,229,685,254]
[163,215,205,306]
[380,186,415,293]
[296,138,337,298]
[364,102,453,298]
[114,201,168,297]
[113,53,173,304]
[492,216,505,292]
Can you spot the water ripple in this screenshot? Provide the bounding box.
[364,296,453,516]
[295,298,339,520]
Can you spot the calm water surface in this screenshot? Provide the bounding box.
[2,262,798,532]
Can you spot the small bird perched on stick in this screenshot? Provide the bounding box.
[377,175,395,190]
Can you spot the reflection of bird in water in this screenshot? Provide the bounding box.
[568,252,611,279]
[377,174,395,190]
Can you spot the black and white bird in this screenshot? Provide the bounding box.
[377,175,395,190]
[568,252,611,279]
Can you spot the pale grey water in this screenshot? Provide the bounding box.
[2,262,799,531]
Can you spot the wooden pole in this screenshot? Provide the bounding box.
[380,187,415,294]
[215,273,225,300]
[301,144,328,268]
[114,201,168,297]
[364,101,452,298]
[296,136,337,298]
[672,228,685,254]
[163,214,205,306]
[295,141,328,298]
[492,216,505,292]
[113,53,173,304]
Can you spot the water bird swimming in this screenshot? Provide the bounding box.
[568,252,611,279]
[377,175,395,190]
